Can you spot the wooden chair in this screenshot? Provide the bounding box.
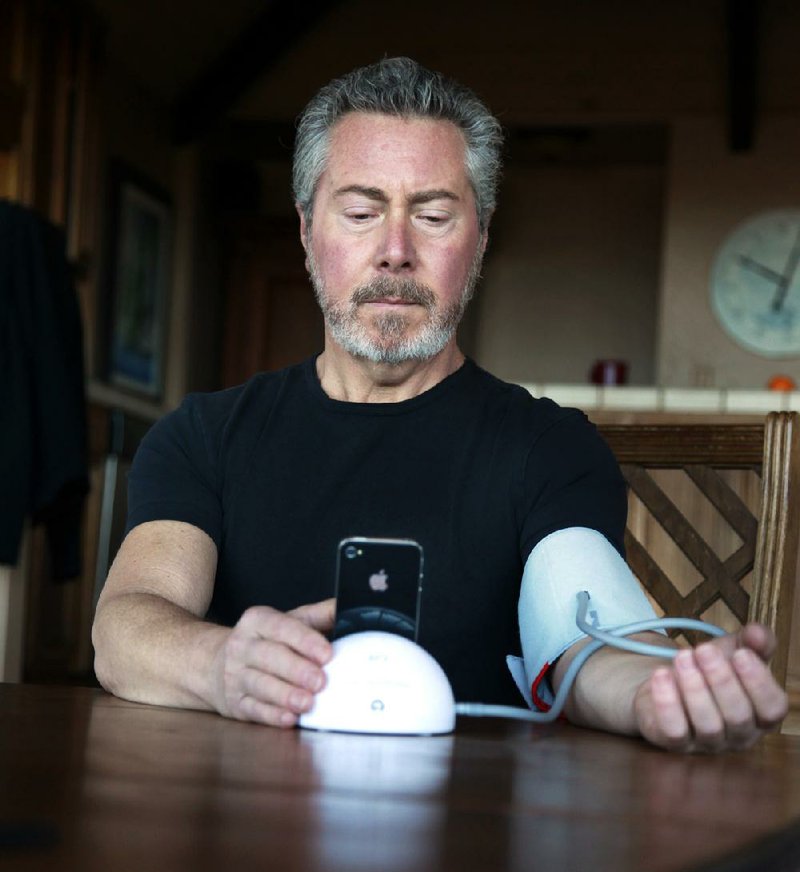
[597,412,800,688]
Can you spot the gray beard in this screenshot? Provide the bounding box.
[309,248,483,366]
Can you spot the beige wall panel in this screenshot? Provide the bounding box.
[657,116,800,389]
[474,163,662,384]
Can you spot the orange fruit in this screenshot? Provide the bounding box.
[767,375,796,391]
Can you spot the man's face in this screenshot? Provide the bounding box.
[299,113,487,365]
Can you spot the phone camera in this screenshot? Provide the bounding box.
[345,545,358,559]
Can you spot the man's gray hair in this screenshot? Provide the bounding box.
[293,57,503,232]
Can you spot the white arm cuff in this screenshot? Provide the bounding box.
[507,526,659,709]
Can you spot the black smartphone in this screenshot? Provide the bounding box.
[332,537,424,641]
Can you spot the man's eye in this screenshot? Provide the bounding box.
[346,211,374,221]
[418,213,449,225]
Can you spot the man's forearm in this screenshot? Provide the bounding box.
[92,592,228,712]
[554,632,676,736]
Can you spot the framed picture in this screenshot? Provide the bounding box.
[101,163,172,398]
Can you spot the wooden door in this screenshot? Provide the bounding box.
[221,215,324,387]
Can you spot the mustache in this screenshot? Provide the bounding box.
[349,276,436,308]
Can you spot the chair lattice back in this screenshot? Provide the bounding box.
[598,412,800,686]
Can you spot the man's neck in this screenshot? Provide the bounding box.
[316,341,465,403]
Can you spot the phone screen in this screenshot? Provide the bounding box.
[332,537,424,641]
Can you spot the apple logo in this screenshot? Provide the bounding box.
[369,569,388,592]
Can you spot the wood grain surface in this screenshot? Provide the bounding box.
[2,684,800,872]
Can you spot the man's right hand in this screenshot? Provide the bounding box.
[93,521,336,727]
[212,599,335,727]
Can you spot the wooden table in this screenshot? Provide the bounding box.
[3,684,800,872]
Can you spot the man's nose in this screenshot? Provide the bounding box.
[375,215,416,273]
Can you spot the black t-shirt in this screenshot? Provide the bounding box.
[127,357,626,704]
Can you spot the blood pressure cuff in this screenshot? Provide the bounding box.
[507,526,660,710]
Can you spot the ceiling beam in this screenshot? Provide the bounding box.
[203,119,297,160]
[725,0,759,152]
[171,0,344,145]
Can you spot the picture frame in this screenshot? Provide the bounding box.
[101,162,172,399]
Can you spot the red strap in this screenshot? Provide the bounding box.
[530,661,552,712]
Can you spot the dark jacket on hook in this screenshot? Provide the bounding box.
[0,200,88,580]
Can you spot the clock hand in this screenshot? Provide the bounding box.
[737,254,783,285]
[773,228,800,312]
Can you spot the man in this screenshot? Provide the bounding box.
[93,57,788,751]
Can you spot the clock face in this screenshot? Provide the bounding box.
[710,209,800,358]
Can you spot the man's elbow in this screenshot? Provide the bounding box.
[91,602,122,696]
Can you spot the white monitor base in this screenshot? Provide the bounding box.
[299,631,456,735]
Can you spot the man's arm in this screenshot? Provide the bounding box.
[92,520,334,727]
[552,625,788,752]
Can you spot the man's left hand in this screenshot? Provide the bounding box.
[633,624,789,753]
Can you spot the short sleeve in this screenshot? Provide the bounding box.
[125,396,223,546]
[518,410,627,561]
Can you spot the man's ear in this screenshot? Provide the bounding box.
[296,202,309,252]
[296,203,312,274]
[480,226,490,256]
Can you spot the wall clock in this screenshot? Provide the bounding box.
[710,209,800,358]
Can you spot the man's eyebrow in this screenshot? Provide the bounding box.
[408,189,460,205]
[334,185,387,201]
